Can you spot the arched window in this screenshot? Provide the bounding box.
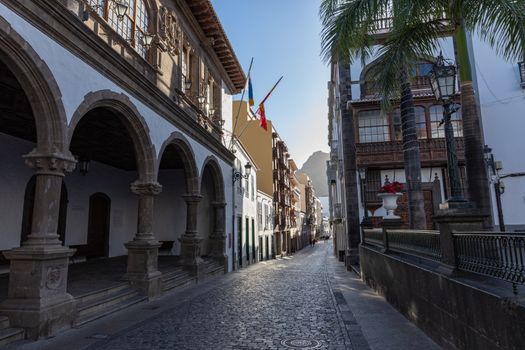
[87,0,151,59]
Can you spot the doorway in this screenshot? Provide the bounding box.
[86,193,110,258]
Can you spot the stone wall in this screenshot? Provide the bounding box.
[360,245,525,350]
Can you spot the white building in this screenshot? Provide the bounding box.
[231,139,259,269]
[0,0,245,339]
[257,190,274,260]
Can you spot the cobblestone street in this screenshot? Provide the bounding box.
[17,241,438,350]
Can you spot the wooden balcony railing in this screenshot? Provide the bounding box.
[356,138,464,166]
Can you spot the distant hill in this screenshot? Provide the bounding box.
[298,151,329,197]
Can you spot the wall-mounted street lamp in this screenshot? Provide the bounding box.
[233,163,252,184]
[78,157,90,175]
[358,167,368,219]
[429,53,466,206]
[113,0,129,20]
[184,79,192,91]
[142,33,155,49]
[197,95,206,106]
[484,145,505,231]
[518,62,525,88]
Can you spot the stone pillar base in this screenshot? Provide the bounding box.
[123,240,162,299]
[179,236,204,276]
[0,246,76,340]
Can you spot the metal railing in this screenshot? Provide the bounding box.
[363,229,383,247]
[388,230,442,261]
[455,233,525,286]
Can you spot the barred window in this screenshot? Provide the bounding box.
[430,105,463,138]
[87,0,150,59]
[358,110,390,143]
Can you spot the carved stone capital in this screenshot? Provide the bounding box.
[182,193,203,203]
[130,181,163,196]
[23,150,77,176]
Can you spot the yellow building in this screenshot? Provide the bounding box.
[231,101,274,197]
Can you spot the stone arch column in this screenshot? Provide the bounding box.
[0,17,75,339]
[156,133,201,273]
[69,91,160,297]
[199,156,227,266]
[124,181,163,298]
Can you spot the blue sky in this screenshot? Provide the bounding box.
[211,0,330,168]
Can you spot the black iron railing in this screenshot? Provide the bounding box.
[455,233,525,286]
[363,229,383,247]
[388,230,441,261]
[363,228,525,290]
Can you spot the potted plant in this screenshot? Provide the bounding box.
[377,181,404,219]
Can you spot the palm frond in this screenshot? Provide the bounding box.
[462,0,525,61]
[368,18,447,109]
[320,0,391,63]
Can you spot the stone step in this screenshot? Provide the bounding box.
[0,327,25,347]
[75,287,143,324]
[0,316,10,330]
[75,283,130,305]
[162,272,195,292]
[74,294,146,327]
[160,267,185,280]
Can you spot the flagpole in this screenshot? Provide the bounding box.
[237,76,284,140]
[229,58,254,150]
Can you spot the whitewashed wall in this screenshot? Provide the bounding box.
[472,35,525,230]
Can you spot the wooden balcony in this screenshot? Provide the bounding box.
[356,138,465,168]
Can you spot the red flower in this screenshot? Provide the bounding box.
[379,181,404,194]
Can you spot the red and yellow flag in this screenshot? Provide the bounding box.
[258,103,268,131]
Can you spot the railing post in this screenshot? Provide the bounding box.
[382,227,389,253]
[381,218,401,253]
[433,208,487,276]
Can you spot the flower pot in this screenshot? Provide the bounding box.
[377,192,403,219]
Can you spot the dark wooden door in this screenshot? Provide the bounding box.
[87,193,110,258]
[21,176,68,245]
[237,216,242,267]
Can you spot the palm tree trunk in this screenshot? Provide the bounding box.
[399,69,427,229]
[454,25,493,227]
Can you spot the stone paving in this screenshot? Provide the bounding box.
[87,242,359,350]
[15,241,440,350]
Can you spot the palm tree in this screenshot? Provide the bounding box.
[321,0,525,228]
[321,0,433,229]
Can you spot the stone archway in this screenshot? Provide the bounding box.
[0,16,76,339]
[155,132,199,259]
[0,16,68,154]
[199,156,226,263]
[68,91,162,297]
[68,90,156,182]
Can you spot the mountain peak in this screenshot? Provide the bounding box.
[298,151,329,197]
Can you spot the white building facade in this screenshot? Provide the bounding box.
[232,140,259,269]
[0,0,245,339]
[257,190,274,261]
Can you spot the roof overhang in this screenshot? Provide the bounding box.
[185,0,246,93]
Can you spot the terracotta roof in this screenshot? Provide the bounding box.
[185,0,246,93]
